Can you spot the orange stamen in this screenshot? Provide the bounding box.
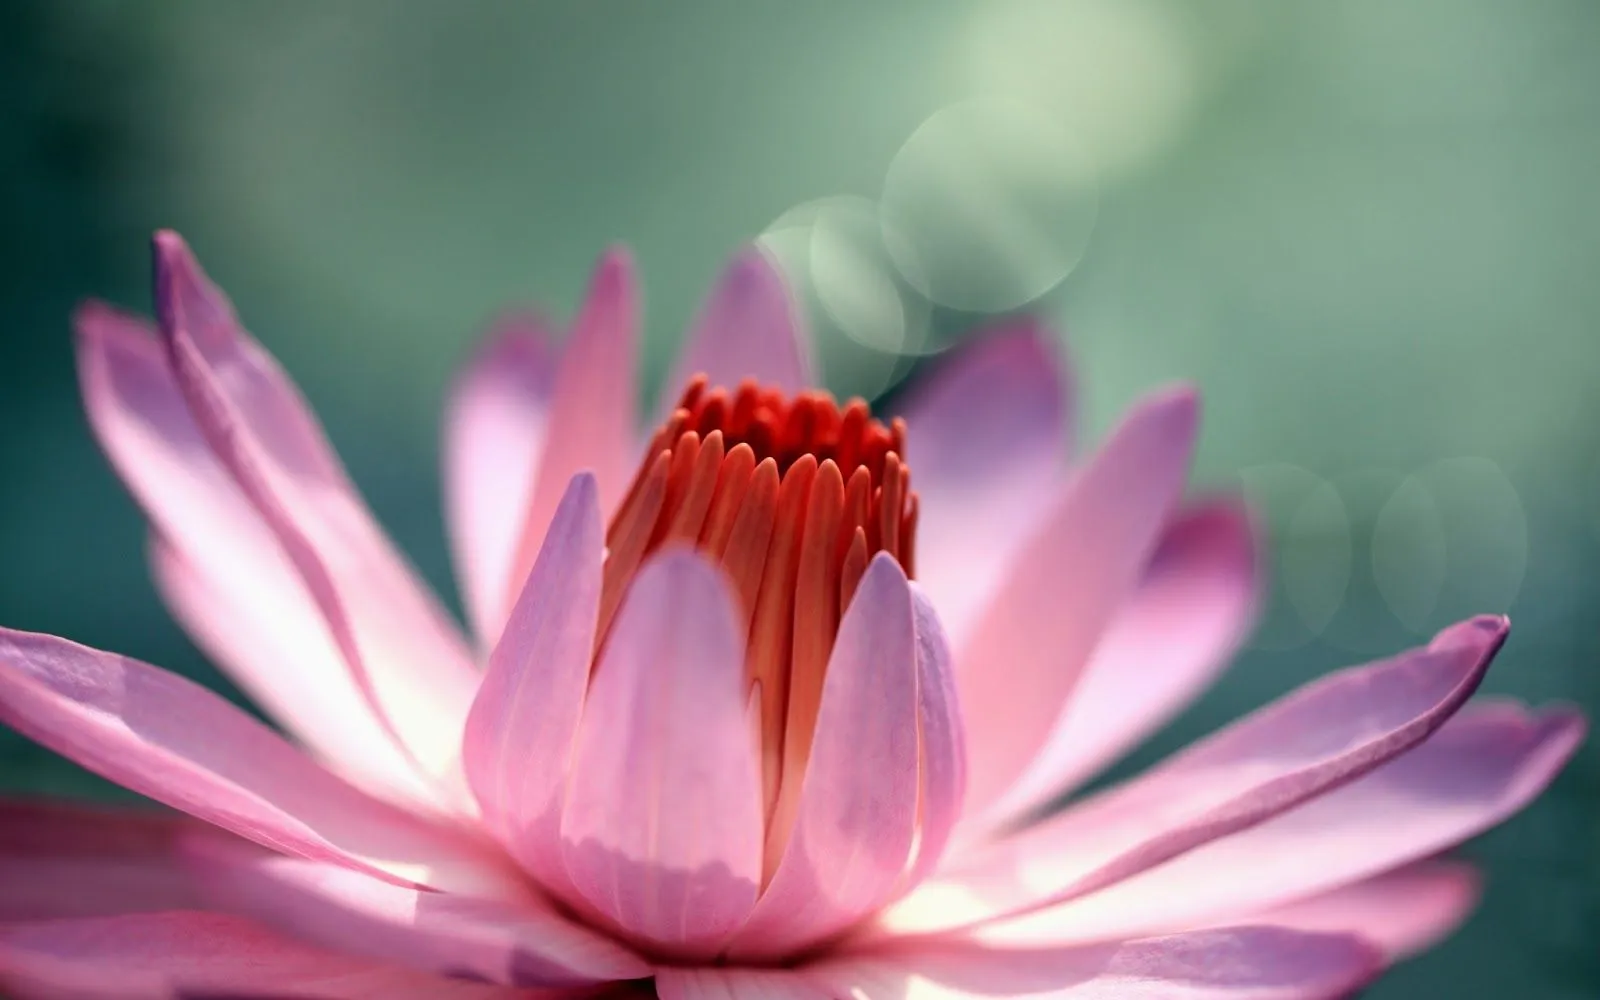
[699,442,758,557]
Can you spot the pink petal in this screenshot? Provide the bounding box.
[973,700,1581,946]
[559,550,764,955]
[656,966,832,1000]
[895,318,1071,648]
[1229,862,1481,960]
[993,499,1261,822]
[510,248,640,592]
[0,628,509,894]
[0,800,223,921]
[185,836,649,987]
[0,912,534,1000]
[808,927,1379,1000]
[444,311,560,644]
[881,616,1505,937]
[148,534,436,810]
[899,584,967,893]
[77,303,428,810]
[728,554,921,961]
[957,387,1198,823]
[151,232,482,800]
[665,244,813,408]
[463,473,602,892]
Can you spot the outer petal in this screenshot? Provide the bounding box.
[993,499,1261,821]
[957,387,1198,822]
[444,311,560,644]
[185,837,649,987]
[152,232,481,798]
[901,585,967,892]
[77,303,427,810]
[0,628,509,894]
[665,244,813,407]
[895,318,1070,648]
[1229,862,1481,960]
[0,800,222,922]
[657,966,834,1000]
[0,912,530,1000]
[728,555,921,961]
[882,617,1505,937]
[508,249,640,595]
[559,550,764,955]
[463,473,601,890]
[806,927,1379,1000]
[973,701,1582,946]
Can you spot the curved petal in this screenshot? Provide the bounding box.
[807,927,1379,1000]
[0,628,509,894]
[151,232,482,799]
[444,310,560,644]
[728,554,921,961]
[1228,862,1481,960]
[882,617,1506,937]
[559,550,764,955]
[77,303,428,810]
[896,318,1070,648]
[993,499,1261,822]
[0,800,223,921]
[900,585,967,893]
[463,473,602,891]
[0,912,531,1000]
[508,248,640,595]
[957,387,1198,822]
[658,966,832,1000]
[665,244,813,407]
[972,701,1581,946]
[185,837,649,987]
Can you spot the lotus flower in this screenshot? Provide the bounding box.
[0,231,1582,1000]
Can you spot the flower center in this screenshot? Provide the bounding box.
[601,376,918,825]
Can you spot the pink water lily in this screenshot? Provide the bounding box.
[0,231,1582,1000]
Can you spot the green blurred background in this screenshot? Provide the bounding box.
[1,2,1596,996]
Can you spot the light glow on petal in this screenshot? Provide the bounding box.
[560,550,765,955]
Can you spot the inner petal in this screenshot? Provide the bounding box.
[599,376,918,825]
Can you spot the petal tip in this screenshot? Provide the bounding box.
[1148,382,1202,421]
[727,242,781,283]
[71,298,117,336]
[990,312,1060,349]
[1430,615,1511,659]
[565,469,600,509]
[150,230,206,336]
[594,244,637,283]
[150,228,190,258]
[634,544,744,610]
[1537,704,1588,750]
[70,301,140,371]
[865,549,911,587]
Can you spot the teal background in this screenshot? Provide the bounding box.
[0,2,1595,996]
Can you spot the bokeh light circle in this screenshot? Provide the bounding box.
[1371,474,1448,632]
[1240,457,1529,654]
[1361,458,1529,639]
[1236,464,1352,652]
[1408,457,1528,622]
[962,0,1201,178]
[879,99,1098,314]
[757,196,929,401]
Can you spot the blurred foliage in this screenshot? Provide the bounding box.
[1,2,1596,996]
